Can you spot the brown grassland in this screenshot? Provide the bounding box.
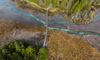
[0,19,100,60]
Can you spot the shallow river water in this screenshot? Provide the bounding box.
[0,0,100,33]
[0,0,100,51]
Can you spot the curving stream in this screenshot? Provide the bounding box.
[0,0,100,51]
[1,0,100,35]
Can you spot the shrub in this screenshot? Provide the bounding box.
[38,48,47,60]
[0,39,47,60]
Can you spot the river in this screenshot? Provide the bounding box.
[0,0,100,51]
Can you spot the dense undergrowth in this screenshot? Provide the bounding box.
[0,39,47,60]
[10,0,100,24]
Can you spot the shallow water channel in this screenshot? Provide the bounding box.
[0,0,100,51]
[0,0,100,33]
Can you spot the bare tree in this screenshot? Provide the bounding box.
[43,6,50,47]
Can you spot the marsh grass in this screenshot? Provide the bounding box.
[0,19,100,60]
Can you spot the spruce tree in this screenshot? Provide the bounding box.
[66,0,73,12]
[83,0,92,14]
[46,0,50,7]
[52,0,57,7]
[73,0,86,13]
[33,0,38,4]
[70,0,79,13]
[57,0,60,6]
[60,0,65,8]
